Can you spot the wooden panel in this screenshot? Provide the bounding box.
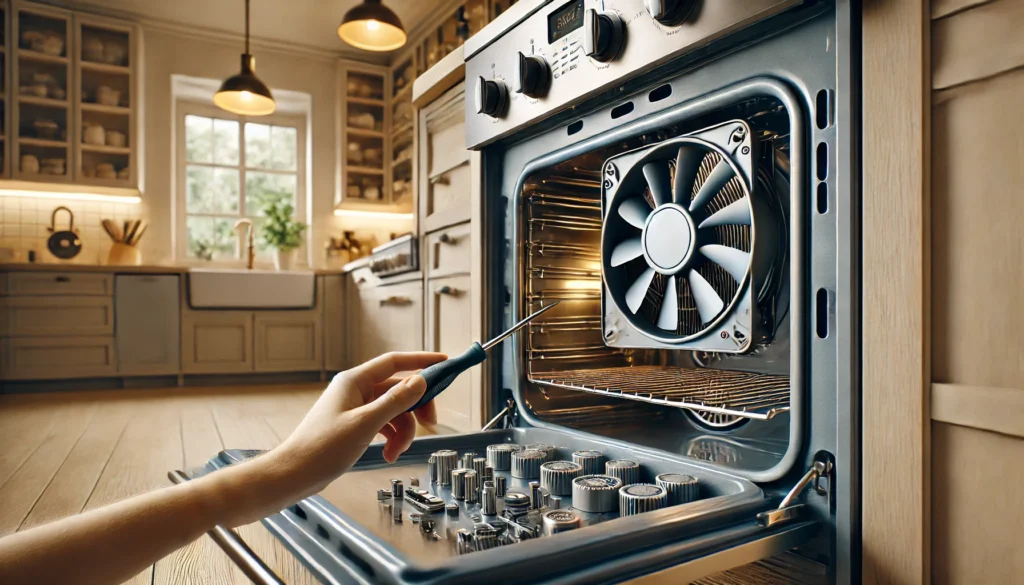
[932,0,1024,90]
[426,275,474,432]
[423,162,472,232]
[932,0,994,19]
[426,221,472,278]
[115,275,181,376]
[0,295,114,336]
[1,336,117,380]
[253,311,323,372]
[3,271,112,296]
[932,383,1024,438]
[862,0,930,582]
[419,82,471,232]
[181,312,253,374]
[932,68,1024,389]
[322,275,345,372]
[932,422,1024,584]
[361,281,424,358]
[425,93,467,178]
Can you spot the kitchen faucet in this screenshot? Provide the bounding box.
[233,219,255,269]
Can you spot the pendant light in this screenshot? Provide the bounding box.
[338,0,407,52]
[214,0,276,116]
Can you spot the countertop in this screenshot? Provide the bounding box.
[0,263,344,276]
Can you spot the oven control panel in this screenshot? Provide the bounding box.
[465,0,802,148]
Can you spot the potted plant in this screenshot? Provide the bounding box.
[260,200,307,271]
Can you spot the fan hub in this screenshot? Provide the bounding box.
[642,204,695,275]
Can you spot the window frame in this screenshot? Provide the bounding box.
[174,100,307,265]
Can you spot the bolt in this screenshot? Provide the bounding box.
[720,331,730,339]
[741,146,750,155]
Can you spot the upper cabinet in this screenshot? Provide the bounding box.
[7,1,138,189]
[337,61,394,209]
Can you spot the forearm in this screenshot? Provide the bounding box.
[0,451,298,585]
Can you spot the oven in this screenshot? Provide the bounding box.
[194,1,860,583]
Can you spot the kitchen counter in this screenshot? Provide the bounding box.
[0,263,344,275]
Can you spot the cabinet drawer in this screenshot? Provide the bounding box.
[423,161,472,232]
[181,312,254,374]
[254,312,323,372]
[426,275,475,432]
[1,336,116,380]
[3,272,112,296]
[350,266,380,290]
[1,296,114,336]
[362,281,423,355]
[426,223,472,278]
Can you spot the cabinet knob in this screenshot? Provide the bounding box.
[438,233,458,244]
[434,285,461,296]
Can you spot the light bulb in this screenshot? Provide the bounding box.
[366,19,380,30]
[241,90,253,102]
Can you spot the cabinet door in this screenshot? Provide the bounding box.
[181,312,253,374]
[254,311,323,372]
[1,336,116,380]
[357,281,423,362]
[0,296,114,336]
[426,275,475,432]
[425,222,472,278]
[115,275,180,376]
[323,275,345,372]
[419,83,470,232]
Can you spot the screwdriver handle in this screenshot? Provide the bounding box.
[405,342,488,413]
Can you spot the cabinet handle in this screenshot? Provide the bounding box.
[429,174,451,186]
[434,285,461,296]
[55,276,71,283]
[379,296,413,306]
[356,277,368,285]
[438,233,458,244]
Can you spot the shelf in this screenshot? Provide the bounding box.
[392,157,412,167]
[18,50,69,65]
[347,165,384,175]
[81,102,131,115]
[391,122,413,138]
[19,137,68,148]
[80,60,131,75]
[346,127,384,138]
[81,144,131,155]
[391,83,413,106]
[18,95,69,108]
[347,96,386,107]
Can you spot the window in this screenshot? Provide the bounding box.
[175,103,306,262]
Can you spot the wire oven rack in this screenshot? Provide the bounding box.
[521,171,791,423]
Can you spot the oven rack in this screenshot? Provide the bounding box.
[529,366,791,421]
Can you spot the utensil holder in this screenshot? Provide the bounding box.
[107,243,141,266]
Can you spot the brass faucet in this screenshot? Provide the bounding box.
[233,219,255,269]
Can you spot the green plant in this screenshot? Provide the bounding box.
[190,238,214,261]
[260,200,307,251]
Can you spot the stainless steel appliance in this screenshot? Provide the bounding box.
[368,233,419,278]
[189,1,859,582]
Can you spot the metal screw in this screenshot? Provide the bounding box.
[741,146,750,154]
[720,331,730,339]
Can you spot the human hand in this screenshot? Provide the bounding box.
[268,351,447,500]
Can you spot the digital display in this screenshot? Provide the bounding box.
[548,0,585,43]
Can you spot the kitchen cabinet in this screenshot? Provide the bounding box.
[254,311,322,373]
[337,61,397,210]
[115,275,179,376]
[2,270,112,295]
[322,274,345,372]
[1,335,116,379]
[418,82,470,233]
[0,295,113,336]
[425,274,474,432]
[354,279,423,365]
[180,311,253,374]
[425,222,472,278]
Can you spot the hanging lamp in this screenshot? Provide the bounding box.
[338,0,407,52]
[214,0,276,116]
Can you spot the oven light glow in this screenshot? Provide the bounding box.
[334,209,414,220]
[564,279,601,290]
[0,189,141,204]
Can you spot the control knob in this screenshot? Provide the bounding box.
[583,9,625,63]
[644,0,696,26]
[514,52,550,97]
[475,76,508,117]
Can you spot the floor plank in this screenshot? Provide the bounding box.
[0,404,63,490]
[0,403,97,535]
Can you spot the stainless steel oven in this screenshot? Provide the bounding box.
[194,1,860,583]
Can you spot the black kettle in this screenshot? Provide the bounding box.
[47,206,82,260]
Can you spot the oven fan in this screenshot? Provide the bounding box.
[601,120,782,353]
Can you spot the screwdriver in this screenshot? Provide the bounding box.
[406,302,559,413]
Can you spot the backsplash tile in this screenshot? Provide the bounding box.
[0,196,148,265]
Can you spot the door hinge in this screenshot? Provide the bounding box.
[757,452,834,528]
[483,397,518,430]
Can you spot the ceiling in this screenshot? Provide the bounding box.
[59,0,442,56]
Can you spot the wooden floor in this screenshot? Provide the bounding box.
[0,384,326,585]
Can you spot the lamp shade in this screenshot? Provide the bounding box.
[214,54,276,116]
[338,0,406,52]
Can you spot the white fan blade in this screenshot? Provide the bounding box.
[618,197,652,229]
[700,244,750,283]
[688,269,725,324]
[610,237,644,266]
[657,275,679,330]
[625,267,656,314]
[642,161,672,208]
[673,146,703,205]
[698,197,751,228]
[688,158,735,213]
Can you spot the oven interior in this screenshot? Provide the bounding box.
[515,94,799,479]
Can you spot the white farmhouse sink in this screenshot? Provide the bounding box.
[188,269,316,309]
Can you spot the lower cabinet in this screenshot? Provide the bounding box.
[322,275,345,372]
[181,312,254,374]
[426,274,475,432]
[1,336,117,380]
[254,312,322,372]
[353,280,424,366]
